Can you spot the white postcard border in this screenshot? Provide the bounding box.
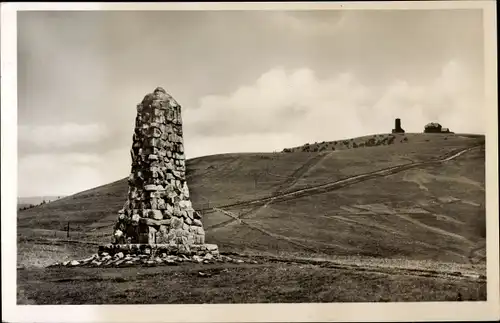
[1,1,498,322]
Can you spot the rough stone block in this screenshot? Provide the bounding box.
[170,216,183,229]
[144,184,158,191]
[149,210,163,220]
[148,227,158,244]
[205,244,218,252]
[194,235,205,244]
[139,218,171,226]
[157,198,166,210]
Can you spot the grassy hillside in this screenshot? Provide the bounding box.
[18,196,64,211]
[18,261,485,304]
[18,133,485,268]
[283,132,483,153]
[18,196,63,205]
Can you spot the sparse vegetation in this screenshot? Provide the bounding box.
[17,261,485,304]
[18,200,47,211]
[19,204,37,211]
[18,196,64,211]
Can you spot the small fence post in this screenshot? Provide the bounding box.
[66,221,70,238]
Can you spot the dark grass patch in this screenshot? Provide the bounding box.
[17,263,486,304]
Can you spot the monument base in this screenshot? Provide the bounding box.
[48,242,258,268]
[98,243,219,257]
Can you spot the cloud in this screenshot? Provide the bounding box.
[184,61,484,154]
[18,148,130,197]
[185,68,369,138]
[271,11,345,36]
[16,62,485,197]
[371,60,484,133]
[184,132,303,160]
[18,123,109,149]
[14,10,485,197]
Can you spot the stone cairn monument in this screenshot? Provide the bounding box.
[51,88,259,267]
[99,87,219,259]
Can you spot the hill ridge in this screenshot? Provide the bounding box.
[201,143,483,212]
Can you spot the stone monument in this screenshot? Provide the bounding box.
[391,118,405,134]
[102,87,218,257]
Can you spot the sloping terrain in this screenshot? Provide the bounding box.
[18,133,485,268]
[18,261,485,304]
[18,196,63,211]
[18,196,63,206]
[16,132,487,304]
[283,132,483,153]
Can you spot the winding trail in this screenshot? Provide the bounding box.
[205,144,483,230]
[272,152,332,195]
[205,144,485,270]
[394,213,474,245]
[248,253,487,283]
[212,208,320,253]
[207,152,332,230]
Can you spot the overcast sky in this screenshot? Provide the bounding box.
[17,9,485,197]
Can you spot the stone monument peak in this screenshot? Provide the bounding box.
[109,87,218,256]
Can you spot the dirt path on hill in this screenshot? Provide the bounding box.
[273,152,332,194]
[212,207,321,253]
[203,144,485,267]
[212,207,470,265]
[394,213,475,245]
[205,144,483,228]
[207,152,332,230]
[251,254,486,282]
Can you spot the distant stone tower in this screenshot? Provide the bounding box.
[392,118,405,134]
[111,87,214,255]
